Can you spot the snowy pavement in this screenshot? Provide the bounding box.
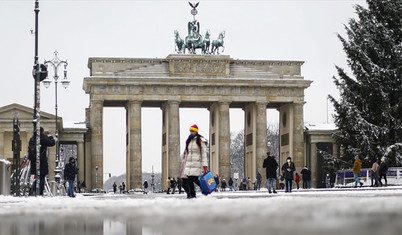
[1,187,402,235]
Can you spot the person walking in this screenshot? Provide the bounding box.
[353,155,364,188]
[180,124,208,199]
[325,174,331,188]
[113,182,117,194]
[263,151,278,194]
[282,156,296,193]
[295,173,300,190]
[300,166,311,189]
[122,182,126,193]
[177,178,183,194]
[247,177,252,190]
[170,178,177,194]
[379,156,388,187]
[370,160,379,187]
[143,180,149,194]
[221,179,227,191]
[64,157,79,197]
[228,178,233,191]
[214,174,220,192]
[166,177,171,194]
[256,172,262,190]
[28,127,56,196]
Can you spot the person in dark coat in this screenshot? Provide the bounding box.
[300,166,311,189]
[221,179,227,191]
[263,151,278,194]
[64,157,79,197]
[255,172,262,190]
[28,127,56,196]
[281,156,296,193]
[143,180,149,194]
[177,178,183,194]
[170,178,177,194]
[113,182,117,194]
[379,156,389,187]
[228,178,234,191]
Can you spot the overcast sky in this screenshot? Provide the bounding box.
[0,0,365,177]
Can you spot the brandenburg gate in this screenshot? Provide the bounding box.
[83,54,312,190]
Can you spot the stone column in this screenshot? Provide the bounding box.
[292,102,305,173]
[310,143,318,188]
[208,103,219,174]
[0,131,4,159]
[90,100,103,190]
[167,101,180,179]
[127,100,142,190]
[161,100,180,189]
[218,102,231,182]
[256,102,268,188]
[77,140,85,184]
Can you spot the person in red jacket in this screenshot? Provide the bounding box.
[295,173,300,190]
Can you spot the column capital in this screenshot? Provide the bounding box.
[90,99,104,106]
[218,101,231,106]
[256,101,269,106]
[167,99,180,105]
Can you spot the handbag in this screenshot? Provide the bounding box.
[199,171,217,195]
[179,153,188,179]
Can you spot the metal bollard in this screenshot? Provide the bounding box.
[50,181,56,196]
[0,159,11,195]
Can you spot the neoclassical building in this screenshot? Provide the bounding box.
[0,103,86,184]
[83,54,312,190]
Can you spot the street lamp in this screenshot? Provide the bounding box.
[44,50,70,184]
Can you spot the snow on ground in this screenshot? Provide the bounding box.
[1,187,402,235]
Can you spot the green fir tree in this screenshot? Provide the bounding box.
[329,0,402,168]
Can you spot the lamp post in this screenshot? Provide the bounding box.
[43,51,70,184]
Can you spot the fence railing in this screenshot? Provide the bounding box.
[336,167,402,187]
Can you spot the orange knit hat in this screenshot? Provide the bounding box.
[190,124,199,133]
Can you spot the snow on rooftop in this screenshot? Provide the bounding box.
[305,123,337,131]
[62,121,86,129]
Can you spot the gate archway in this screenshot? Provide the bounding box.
[83,54,311,190]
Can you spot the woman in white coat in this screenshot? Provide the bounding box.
[180,124,208,199]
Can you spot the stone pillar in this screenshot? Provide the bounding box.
[167,101,180,180]
[161,100,180,188]
[244,104,256,181]
[0,131,4,159]
[279,104,293,167]
[310,143,318,188]
[208,103,219,174]
[218,102,231,182]
[292,102,305,174]
[90,100,103,190]
[77,140,85,184]
[256,102,268,188]
[127,100,142,190]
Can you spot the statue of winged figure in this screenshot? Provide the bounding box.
[188,2,199,9]
[174,2,225,54]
